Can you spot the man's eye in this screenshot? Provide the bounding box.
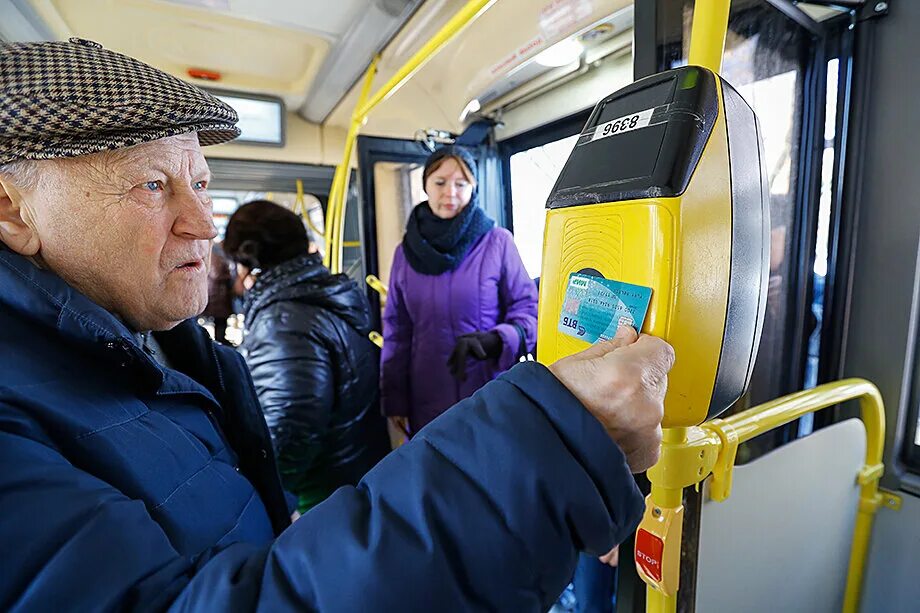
[194,180,208,191]
[143,181,163,192]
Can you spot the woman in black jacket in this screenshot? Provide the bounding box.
[223,200,389,511]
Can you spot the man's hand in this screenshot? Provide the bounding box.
[548,326,674,473]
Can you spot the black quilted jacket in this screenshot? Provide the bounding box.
[242,253,389,509]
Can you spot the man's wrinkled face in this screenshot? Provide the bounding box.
[12,134,217,331]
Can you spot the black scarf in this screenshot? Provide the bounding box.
[403,201,495,275]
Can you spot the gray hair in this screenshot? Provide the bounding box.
[0,159,39,191]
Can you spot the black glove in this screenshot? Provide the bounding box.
[447,331,503,381]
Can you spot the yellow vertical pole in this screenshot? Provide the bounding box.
[646,426,688,613]
[687,0,732,74]
[324,57,379,271]
[644,4,731,612]
[323,0,497,273]
[843,386,886,613]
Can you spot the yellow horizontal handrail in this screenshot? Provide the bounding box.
[713,379,884,463]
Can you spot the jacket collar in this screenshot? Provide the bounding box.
[0,248,219,398]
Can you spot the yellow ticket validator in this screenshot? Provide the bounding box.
[537,66,770,427]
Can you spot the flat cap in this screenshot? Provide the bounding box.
[0,38,241,165]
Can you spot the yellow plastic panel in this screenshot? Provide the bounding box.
[537,199,676,362]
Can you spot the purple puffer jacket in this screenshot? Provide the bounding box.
[381,227,538,433]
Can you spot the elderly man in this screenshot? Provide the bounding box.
[0,39,673,611]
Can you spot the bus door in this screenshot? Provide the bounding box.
[356,135,432,328]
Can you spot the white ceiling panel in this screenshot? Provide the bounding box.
[157,0,370,38]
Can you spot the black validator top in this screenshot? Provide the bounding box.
[547,66,720,209]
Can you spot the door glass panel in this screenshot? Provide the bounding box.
[373,162,424,305]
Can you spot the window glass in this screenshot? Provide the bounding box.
[213,94,283,145]
[800,58,840,436]
[508,134,579,278]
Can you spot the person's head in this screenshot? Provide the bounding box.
[0,39,240,331]
[422,146,477,220]
[222,200,310,272]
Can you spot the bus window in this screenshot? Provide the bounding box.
[800,58,840,437]
[508,134,579,278]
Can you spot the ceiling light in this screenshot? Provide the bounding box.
[534,39,584,68]
[459,98,481,123]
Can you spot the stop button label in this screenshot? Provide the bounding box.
[636,528,664,582]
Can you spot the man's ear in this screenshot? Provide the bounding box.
[0,179,40,256]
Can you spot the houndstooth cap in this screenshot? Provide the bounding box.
[0,38,241,165]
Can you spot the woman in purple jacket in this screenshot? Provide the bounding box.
[381,146,538,436]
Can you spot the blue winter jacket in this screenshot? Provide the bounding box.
[0,248,645,612]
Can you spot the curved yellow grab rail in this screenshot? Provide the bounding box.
[324,55,379,271]
[708,379,884,613]
[324,0,498,273]
[644,379,885,613]
[366,274,388,298]
[295,179,325,238]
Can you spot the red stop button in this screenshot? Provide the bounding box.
[635,528,664,582]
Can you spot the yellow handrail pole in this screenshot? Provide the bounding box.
[355,0,496,119]
[325,0,498,273]
[646,426,689,613]
[331,79,375,273]
[687,0,732,74]
[646,2,732,611]
[324,56,379,270]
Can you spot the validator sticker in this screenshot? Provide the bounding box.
[558,273,653,343]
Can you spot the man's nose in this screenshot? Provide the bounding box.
[172,189,217,240]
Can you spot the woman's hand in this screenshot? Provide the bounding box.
[389,416,411,438]
[447,331,503,381]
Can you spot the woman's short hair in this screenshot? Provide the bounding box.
[223,200,309,271]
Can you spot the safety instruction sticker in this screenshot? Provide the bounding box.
[558,273,653,343]
[591,107,655,142]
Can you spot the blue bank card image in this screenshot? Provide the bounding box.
[558,273,653,343]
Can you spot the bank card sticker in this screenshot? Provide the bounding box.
[558,273,653,344]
